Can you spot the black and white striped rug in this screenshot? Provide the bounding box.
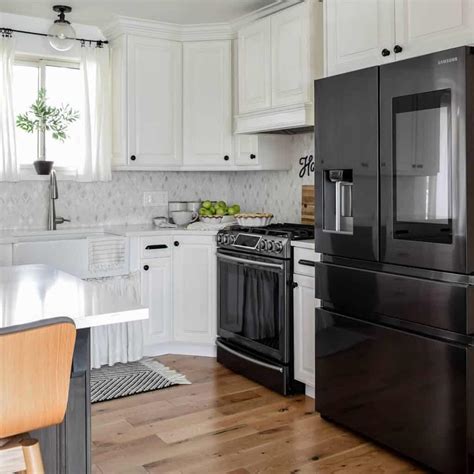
[90,358,191,403]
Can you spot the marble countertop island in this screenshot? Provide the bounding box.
[0,264,148,329]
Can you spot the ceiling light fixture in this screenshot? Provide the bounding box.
[48,5,76,52]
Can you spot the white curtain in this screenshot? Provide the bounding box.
[79,43,112,182]
[0,34,19,181]
[88,271,144,369]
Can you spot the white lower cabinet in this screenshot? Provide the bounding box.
[173,235,217,344]
[139,234,217,354]
[293,273,317,390]
[141,257,173,346]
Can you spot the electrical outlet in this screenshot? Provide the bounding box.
[143,191,168,207]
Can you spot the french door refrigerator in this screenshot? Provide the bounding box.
[314,47,474,473]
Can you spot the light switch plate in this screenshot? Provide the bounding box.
[143,191,168,207]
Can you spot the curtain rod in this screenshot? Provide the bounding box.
[0,28,108,46]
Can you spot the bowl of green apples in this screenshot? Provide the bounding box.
[199,200,241,224]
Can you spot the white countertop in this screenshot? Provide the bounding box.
[0,264,148,330]
[0,224,219,245]
[291,239,315,250]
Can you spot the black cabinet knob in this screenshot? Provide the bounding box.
[394,44,403,54]
[381,48,390,57]
[250,154,256,160]
[292,282,298,289]
[224,155,230,161]
[174,241,180,247]
[130,155,136,161]
[143,265,149,271]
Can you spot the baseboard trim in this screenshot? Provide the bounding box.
[305,385,315,399]
[144,342,217,358]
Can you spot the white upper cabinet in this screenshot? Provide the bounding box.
[325,0,395,75]
[235,0,323,133]
[271,3,311,107]
[395,0,474,60]
[238,18,272,113]
[127,36,182,167]
[326,0,474,76]
[183,41,233,166]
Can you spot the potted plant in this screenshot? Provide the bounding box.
[16,88,80,175]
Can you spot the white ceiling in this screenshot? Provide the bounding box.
[0,0,279,26]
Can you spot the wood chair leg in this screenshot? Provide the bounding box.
[20,438,44,474]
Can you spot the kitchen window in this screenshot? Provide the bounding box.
[12,57,83,177]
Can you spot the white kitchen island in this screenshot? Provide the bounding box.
[0,264,148,474]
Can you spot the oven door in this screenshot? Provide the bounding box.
[217,250,290,363]
[380,47,468,273]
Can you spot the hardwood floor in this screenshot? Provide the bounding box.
[91,355,425,473]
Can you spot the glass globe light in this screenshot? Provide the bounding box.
[48,6,76,52]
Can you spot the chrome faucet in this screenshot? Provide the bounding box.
[48,169,71,230]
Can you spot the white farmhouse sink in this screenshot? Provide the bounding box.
[12,231,129,279]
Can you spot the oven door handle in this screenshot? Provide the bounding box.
[217,253,284,270]
[216,340,284,373]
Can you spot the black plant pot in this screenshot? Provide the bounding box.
[34,160,54,175]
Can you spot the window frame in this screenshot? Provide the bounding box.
[14,55,82,181]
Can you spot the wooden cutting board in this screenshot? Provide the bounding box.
[301,185,315,224]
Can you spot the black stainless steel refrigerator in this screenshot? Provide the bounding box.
[314,47,474,473]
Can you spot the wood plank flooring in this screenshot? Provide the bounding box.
[91,355,426,473]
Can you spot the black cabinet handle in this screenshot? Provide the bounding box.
[145,244,168,250]
[174,241,180,247]
[298,259,316,268]
[130,155,136,161]
[381,48,390,57]
[292,282,298,289]
[224,155,230,161]
[394,44,403,54]
[143,265,149,271]
[250,154,256,160]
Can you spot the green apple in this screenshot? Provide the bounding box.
[216,207,226,216]
[217,201,227,209]
[230,204,240,214]
[208,206,216,215]
[199,207,207,215]
[202,200,212,209]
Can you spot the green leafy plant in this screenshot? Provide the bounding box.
[16,88,79,143]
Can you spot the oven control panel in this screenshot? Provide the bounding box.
[217,232,289,258]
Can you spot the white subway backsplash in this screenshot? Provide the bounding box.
[0,134,314,229]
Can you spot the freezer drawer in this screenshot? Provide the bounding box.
[315,262,474,335]
[315,308,472,473]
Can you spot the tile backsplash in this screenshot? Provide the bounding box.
[0,133,314,229]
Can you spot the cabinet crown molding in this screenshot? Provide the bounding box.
[102,1,305,41]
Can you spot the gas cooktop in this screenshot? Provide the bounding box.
[217,223,314,259]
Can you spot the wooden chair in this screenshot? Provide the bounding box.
[0,317,76,473]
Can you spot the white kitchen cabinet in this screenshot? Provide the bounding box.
[126,35,183,167]
[293,273,318,389]
[234,134,293,170]
[325,0,474,76]
[238,18,272,114]
[173,235,217,344]
[141,257,172,346]
[183,41,233,167]
[271,2,311,107]
[395,0,474,60]
[235,0,323,133]
[325,0,395,75]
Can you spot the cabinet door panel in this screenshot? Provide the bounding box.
[128,36,182,166]
[235,134,259,166]
[271,3,309,107]
[325,0,395,75]
[141,258,172,346]
[395,0,474,60]
[173,237,216,344]
[238,18,272,113]
[183,41,232,166]
[293,273,318,387]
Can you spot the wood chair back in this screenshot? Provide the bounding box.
[0,318,76,438]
